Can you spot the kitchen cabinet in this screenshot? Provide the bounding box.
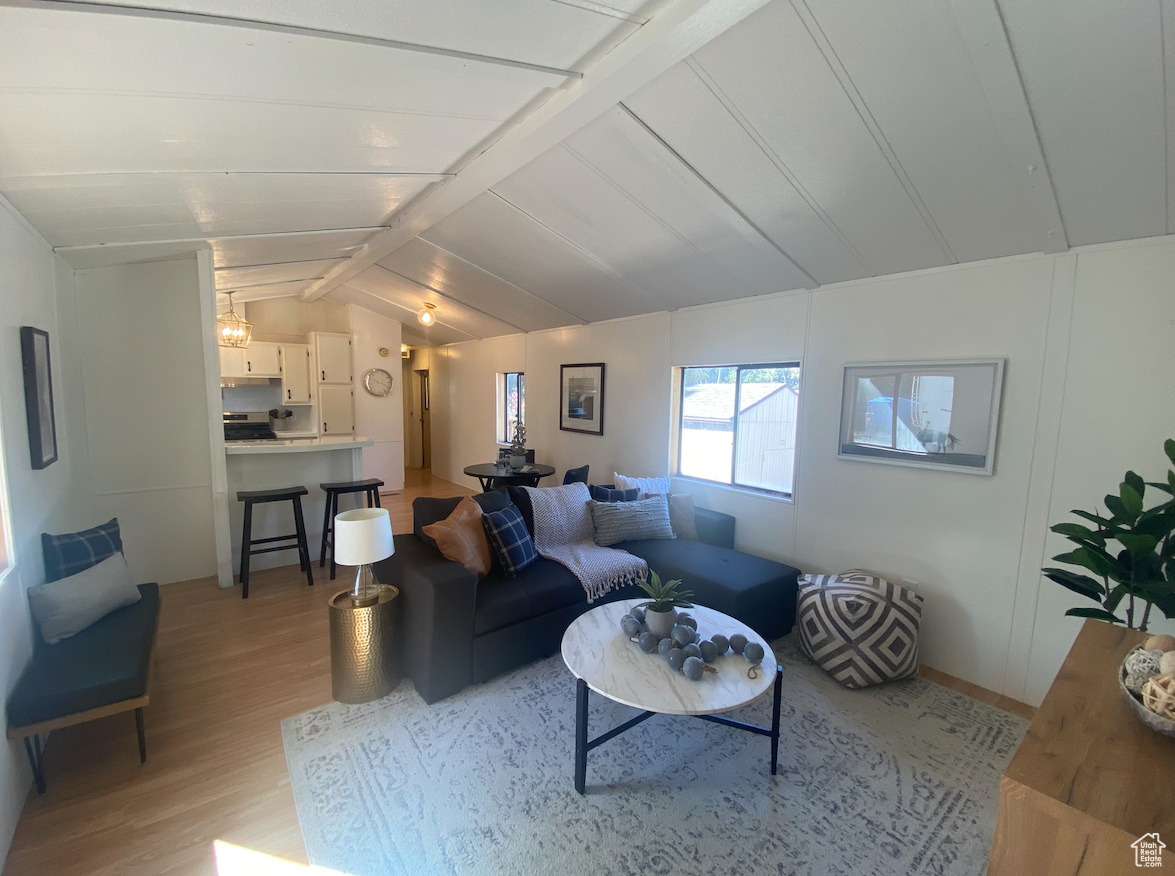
[279,344,312,404]
[319,385,354,434]
[313,333,352,384]
[244,341,281,377]
[219,345,246,378]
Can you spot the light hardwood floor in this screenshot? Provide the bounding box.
[2,468,1031,874]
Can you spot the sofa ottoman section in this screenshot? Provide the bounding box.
[619,538,799,641]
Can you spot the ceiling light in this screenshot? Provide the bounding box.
[217,292,252,348]
[417,303,437,327]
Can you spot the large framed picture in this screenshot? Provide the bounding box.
[560,363,605,436]
[20,326,58,470]
[838,358,1004,475]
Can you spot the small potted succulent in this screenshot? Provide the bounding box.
[638,570,694,639]
[509,421,527,471]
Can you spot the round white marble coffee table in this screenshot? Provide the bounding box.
[561,598,782,794]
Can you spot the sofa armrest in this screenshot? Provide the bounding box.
[374,535,478,704]
[693,507,735,549]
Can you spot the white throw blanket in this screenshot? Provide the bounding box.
[525,483,647,602]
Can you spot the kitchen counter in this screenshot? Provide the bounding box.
[225,436,374,455]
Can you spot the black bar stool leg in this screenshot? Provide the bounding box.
[372,488,382,508]
[319,489,332,568]
[329,490,340,580]
[293,495,314,587]
[240,500,254,599]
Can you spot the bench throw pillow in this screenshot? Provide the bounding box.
[796,569,923,689]
[422,497,493,580]
[41,517,123,583]
[482,504,537,578]
[590,495,675,547]
[27,552,142,645]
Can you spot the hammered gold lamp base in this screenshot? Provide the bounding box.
[328,585,399,704]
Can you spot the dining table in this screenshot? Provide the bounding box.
[463,462,557,491]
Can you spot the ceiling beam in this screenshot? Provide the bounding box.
[299,0,774,303]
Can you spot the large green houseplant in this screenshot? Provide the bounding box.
[1043,439,1175,631]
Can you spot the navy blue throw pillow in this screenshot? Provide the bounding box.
[41,518,123,583]
[482,505,537,578]
[589,484,640,503]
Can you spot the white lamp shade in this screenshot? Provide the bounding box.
[334,508,395,566]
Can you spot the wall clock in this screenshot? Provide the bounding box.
[362,367,393,397]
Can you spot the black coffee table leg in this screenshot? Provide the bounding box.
[770,664,783,775]
[575,678,589,794]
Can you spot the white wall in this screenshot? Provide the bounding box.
[71,259,218,584]
[0,198,87,866]
[350,305,405,491]
[433,236,1175,706]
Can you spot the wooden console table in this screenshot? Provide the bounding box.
[988,620,1175,874]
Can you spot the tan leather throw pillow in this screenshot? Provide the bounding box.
[422,496,493,579]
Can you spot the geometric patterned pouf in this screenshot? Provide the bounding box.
[796,569,924,689]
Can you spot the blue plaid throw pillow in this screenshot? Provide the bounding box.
[41,518,123,583]
[482,505,537,578]
[589,485,639,503]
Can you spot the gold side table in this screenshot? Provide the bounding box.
[328,584,399,704]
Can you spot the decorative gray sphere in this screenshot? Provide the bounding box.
[682,656,705,681]
[657,638,675,659]
[682,643,702,660]
[699,640,719,663]
[677,614,698,630]
[666,648,687,672]
[710,634,729,654]
[630,606,646,623]
[743,641,765,665]
[621,614,643,637]
[638,631,659,653]
[672,624,697,646]
[729,633,748,655]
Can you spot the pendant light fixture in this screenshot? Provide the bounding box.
[217,292,253,348]
[417,303,437,327]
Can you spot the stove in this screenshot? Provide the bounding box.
[223,411,277,442]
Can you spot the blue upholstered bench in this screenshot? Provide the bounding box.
[6,519,161,793]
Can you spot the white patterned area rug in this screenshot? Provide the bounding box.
[282,636,1027,876]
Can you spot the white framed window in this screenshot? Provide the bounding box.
[675,363,800,497]
[498,372,525,443]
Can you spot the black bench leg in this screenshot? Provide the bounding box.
[24,735,46,795]
[135,708,147,764]
[328,491,339,580]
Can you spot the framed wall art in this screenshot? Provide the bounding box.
[560,363,605,436]
[838,358,1004,475]
[20,326,58,470]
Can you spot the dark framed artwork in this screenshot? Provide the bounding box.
[837,358,1004,475]
[560,363,605,436]
[20,326,58,469]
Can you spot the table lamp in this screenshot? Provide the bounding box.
[328,508,399,703]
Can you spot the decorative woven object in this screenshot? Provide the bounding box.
[797,569,923,689]
[1142,674,1175,721]
[1124,648,1163,694]
[1118,648,1175,737]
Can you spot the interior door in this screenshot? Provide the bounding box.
[419,370,431,471]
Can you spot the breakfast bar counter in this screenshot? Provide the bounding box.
[224,436,375,581]
[225,436,374,455]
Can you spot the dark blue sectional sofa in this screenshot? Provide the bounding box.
[375,487,800,704]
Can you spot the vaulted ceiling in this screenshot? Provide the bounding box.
[0,0,1169,347]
